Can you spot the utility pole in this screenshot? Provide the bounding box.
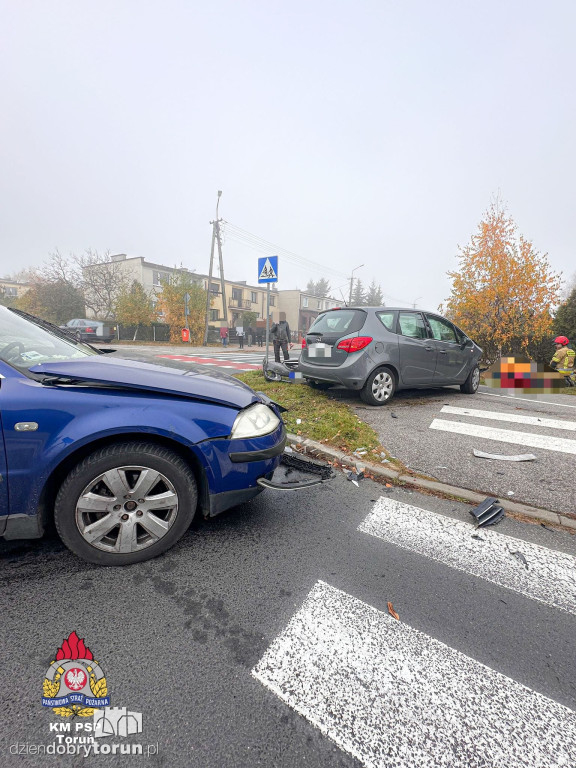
[203,191,228,345]
[349,263,364,305]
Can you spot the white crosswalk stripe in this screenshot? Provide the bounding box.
[440,405,576,431]
[253,580,576,768]
[429,405,576,455]
[430,418,576,454]
[359,497,576,614]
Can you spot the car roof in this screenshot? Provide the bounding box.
[326,306,442,314]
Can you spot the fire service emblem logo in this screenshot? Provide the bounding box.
[42,632,110,718]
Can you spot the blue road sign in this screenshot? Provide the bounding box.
[258,256,278,283]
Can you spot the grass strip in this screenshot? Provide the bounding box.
[235,371,394,463]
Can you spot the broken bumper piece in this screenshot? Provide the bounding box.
[258,452,334,491]
[469,497,505,527]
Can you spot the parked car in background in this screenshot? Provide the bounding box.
[0,307,286,565]
[298,307,482,405]
[61,318,116,343]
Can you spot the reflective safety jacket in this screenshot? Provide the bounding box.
[551,346,576,372]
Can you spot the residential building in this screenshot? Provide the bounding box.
[278,290,340,339]
[204,278,279,328]
[0,278,31,301]
[82,255,279,327]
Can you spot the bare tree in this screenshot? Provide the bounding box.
[73,249,130,320]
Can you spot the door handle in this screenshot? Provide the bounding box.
[439,350,447,355]
[425,346,433,351]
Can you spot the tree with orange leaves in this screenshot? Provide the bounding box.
[442,202,562,365]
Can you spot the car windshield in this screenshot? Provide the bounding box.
[0,308,99,371]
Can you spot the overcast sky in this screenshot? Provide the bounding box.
[1,0,574,310]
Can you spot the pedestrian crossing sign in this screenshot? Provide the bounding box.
[258,256,278,283]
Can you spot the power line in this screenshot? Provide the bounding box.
[221,220,348,279]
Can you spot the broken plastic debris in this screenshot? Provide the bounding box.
[507,491,514,496]
[391,412,398,419]
[509,550,529,570]
[473,449,537,462]
[284,446,294,453]
[296,418,302,424]
[387,602,400,621]
[469,497,505,527]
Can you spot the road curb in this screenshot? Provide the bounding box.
[286,433,575,531]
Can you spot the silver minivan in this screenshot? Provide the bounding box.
[298,307,482,405]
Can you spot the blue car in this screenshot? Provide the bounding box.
[0,307,286,565]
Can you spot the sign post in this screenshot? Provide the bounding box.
[183,292,191,343]
[258,256,278,363]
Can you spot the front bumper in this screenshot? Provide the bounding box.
[194,423,287,517]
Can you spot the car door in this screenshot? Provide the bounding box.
[397,311,437,385]
[424,314,469,382]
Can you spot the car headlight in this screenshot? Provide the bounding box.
[231,403,281,439]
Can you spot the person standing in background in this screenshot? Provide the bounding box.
[219,326,229,347]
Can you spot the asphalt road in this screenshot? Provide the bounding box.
[1,473,576,767]
[343,385,576,515]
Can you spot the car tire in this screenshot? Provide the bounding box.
[360,367,396,406]
[54,442,197,566]
[306,380,333,390]
[460,365,480,394]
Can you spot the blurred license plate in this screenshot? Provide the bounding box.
[308,343,332,358]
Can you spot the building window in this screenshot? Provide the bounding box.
[302,297,309,308]
[232,288,243,301]
[4,286,18,297]
[251,291,257,304]
[210,309,219,321]
[153,270,170,286]
[269,295,275,306]
[210,283,220,295]
[317,300,322,309]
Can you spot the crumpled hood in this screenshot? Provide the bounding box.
[29,356,259,409]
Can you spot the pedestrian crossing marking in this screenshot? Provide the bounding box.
[156,355,262,371]
[441,405,576,431]
[359,497,576,614]
[430,418,576,454]
[253,581,576,768]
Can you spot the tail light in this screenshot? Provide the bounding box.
[337,336,373,353]
[85,328,95,333]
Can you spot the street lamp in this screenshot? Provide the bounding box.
[349,264,364,305]
[412,296,423,309]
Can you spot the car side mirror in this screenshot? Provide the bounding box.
[460,337,471,349]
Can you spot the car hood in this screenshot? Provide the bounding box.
[29,356,259,409]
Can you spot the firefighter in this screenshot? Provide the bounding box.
[550,336,576,386]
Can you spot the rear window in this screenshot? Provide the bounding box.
[308,309,366,335]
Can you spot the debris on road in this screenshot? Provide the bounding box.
[387,602,400,621]
[473,449,537,462]
[509,550,529,570]
[507,491,515,496]
[280,453,334,480]
[471,534,486,541]
[469,497,505,527]
[391,412,398,419]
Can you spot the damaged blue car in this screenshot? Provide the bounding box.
[0,307,286,565]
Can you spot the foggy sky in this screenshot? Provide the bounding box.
[1,0,574,310]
